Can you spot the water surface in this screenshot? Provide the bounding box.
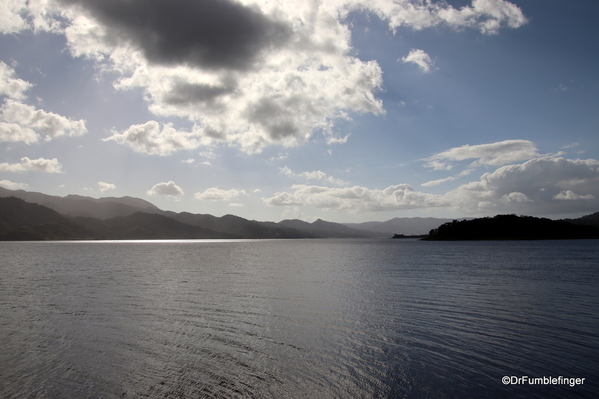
[1,239,598,398]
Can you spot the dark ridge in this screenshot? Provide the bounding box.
[423,214,599,241]
[73,212,234,240]
[564,211,599,230]
[0,186,161,219]
[0,197,94,240]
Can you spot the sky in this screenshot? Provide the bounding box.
[1,0,598,223]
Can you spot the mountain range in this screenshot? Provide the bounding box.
[1,187,598,240]
[0,188,383,240]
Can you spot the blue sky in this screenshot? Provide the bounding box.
[1,0,598,222]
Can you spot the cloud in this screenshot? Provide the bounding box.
[104,121,203,156]
[358,0,527,34]
[554,190,595,201]
[264,183,446,212]
[401,49,434,73]
[0,179,29,190]
[0,0,28,33]
[0,0,525,154]
[0,100,87,143]
[57,0,291,71]
[194,187,247,201]
[280,166,347,185]
[0,0,59,33]
[146,181,184,197]
[0,63,87,144]
[0,157,63,173]
[0,62,33,100]
[424,139,540,170]
[1,1,528,154]
[266,156,599,216]
[264,192,304,207]
[421,176,454,187]
[0,122,40,144]
[446,157,599,214]
[421,169,475,187]
[98,181,116,193]
[502,191,532,203]
[326,133,351,145]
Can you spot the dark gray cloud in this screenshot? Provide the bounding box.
[163,82,235,106]
[248,97,300,140]
[59,0,291,70]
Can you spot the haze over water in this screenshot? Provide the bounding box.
[1,239,598,398]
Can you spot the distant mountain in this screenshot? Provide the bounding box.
[0,187,161,219]
[0,197,93,240]
[169,212,311,239]
[2,188,597,241]
[279,218,380,238]
[424,214,599,240]
[344,217,459,236]
[0,189,376,239]
[0,188,381,239]
[73,212,232,240]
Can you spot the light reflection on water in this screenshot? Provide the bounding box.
[1,239,598,398]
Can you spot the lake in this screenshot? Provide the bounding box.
[1,239,598,398]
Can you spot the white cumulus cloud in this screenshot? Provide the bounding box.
[554,190,595,201]
[264,183,446,213]
[194,187,247,201]
[446,157,599,214]
[0,63,87,144]
[266,155,599,217]
[98,181,116,193]
[104,121,203,156]
[0,62,33,100]
[0,179,29,190]
[264,191,304,207]
[2,0,527,154]
[146,181,184,197]
[0,100,87,143]
[0,156,63,173]
[363,0,527,34]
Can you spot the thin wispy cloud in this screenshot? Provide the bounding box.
[401,49,435,73]
[424,140,540,170]
[280,166,347,186]
[422,169,475,187]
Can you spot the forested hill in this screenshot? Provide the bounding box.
[423,214,599,241]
